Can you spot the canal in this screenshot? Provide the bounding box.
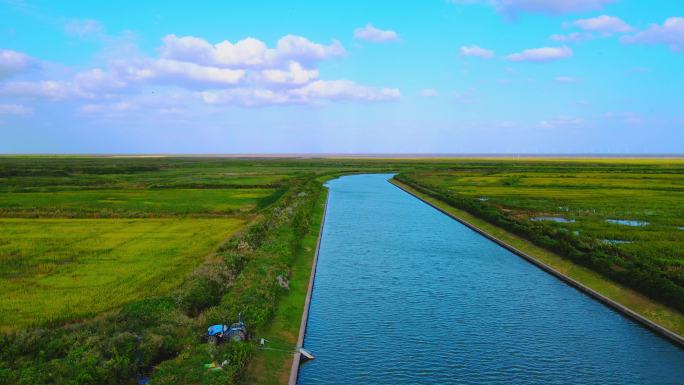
[297,174,684,384]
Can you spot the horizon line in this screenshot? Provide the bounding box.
[1,153,684,159]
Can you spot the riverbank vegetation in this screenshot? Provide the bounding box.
[242,179,328,385]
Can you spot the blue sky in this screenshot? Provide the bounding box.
[1,0,682,154]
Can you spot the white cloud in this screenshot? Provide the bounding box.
[275,35,346,63]
[0,80,77,100]
[159,35,219,64]
[79,91,195,117]
[605,111,642,124]
[0,49,34,79]
[550,15,631,44]
[1,70,127,100]
[353,24,399,43]
[202,80,400,107]
[291,80,400,102]
[421,88,438,97]
[572,15,633,33]
[260,61,319,85]
[555,76,579,83]
[507,46,573,62]
[134,33,395,106]
[538,115,585,129]
[1,33,398,110]
[550,32,593,42]
[208,89,281,106]
[448,0,482,4]
[0,103,32,116]
[118,59,246,87]
[64,19,104,38]
[160,34,345,68]
[497,0,615,16]
[621,17,684,51]
[202,88,298,107]
[451,0,615,16]
[3,59,244,100]
[460,45,494,58]
[80,101,134,114]
[73,68,127,92]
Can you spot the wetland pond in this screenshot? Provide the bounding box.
[298,174,684,385]
[606,219,649,227]
[530,216,575,223]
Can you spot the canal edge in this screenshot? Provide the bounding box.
[389,179,684,349]
[288,188,330,385]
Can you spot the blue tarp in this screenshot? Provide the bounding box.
[207,325,226,336]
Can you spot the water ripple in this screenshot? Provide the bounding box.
[298,174,684,385]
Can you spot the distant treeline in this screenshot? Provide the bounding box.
[395,174,684,314]
[0,177,323,385]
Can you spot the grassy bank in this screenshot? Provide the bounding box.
[391,179,684,337]
[149,178,326,384]
[241,186,328,385]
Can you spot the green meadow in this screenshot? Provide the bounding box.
[0,218,243,328]
[0,157,294,330]
[402,163,684,267]
[0,188,275,217]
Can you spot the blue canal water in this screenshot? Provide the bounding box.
[297,174,684,385]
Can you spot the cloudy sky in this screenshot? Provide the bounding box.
[1,0,682,153]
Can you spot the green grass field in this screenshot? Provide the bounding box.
[0,157,297,330]
[405,164,684,271]
[0,188,275,217]
[0,218,244,328]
